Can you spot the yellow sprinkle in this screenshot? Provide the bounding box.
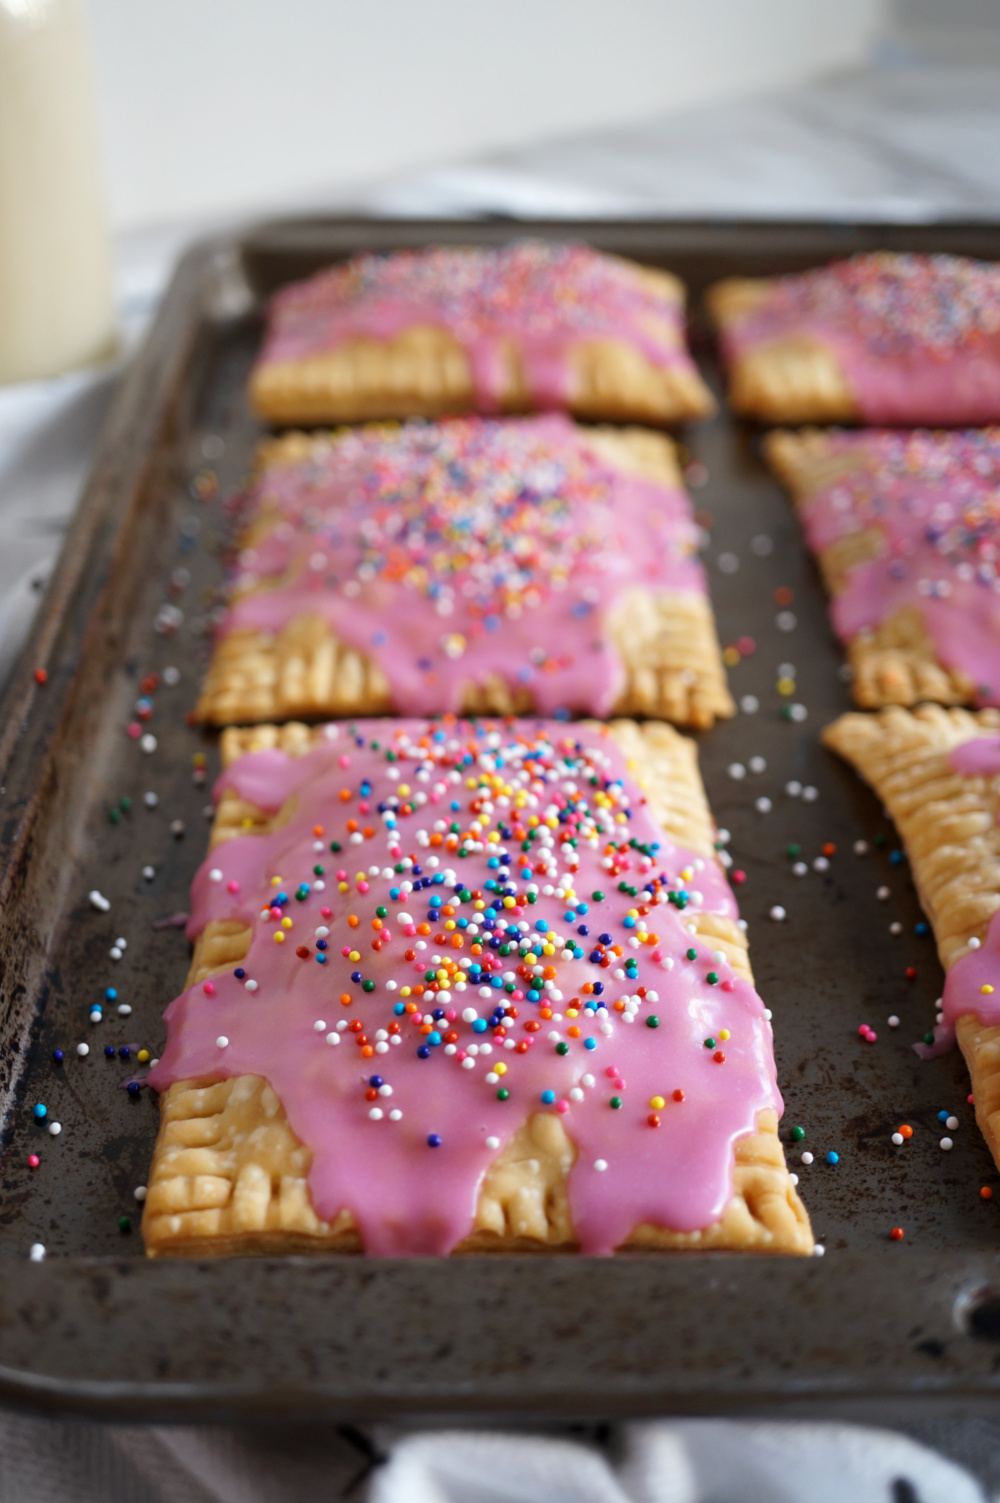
[722,646,740,667]
[719,1028,731,1041]
[503,896,515,908]
[650,1095,665,1110]
[777,676,796,696]
[494,1062,507,1076]
[137,1049,150,1064]
[445,920,456,930]
[474,899,485,910]
[680,866,693,881]
[281,916,292,930]
[400,986,411,997]
[566,1008,579,1018]
[982,984,995,994]
[543,944,555,956]
[271,876,282,887]
[398,784,410,796]
[274,932,285,944]
[349,950,360,962]
[487,831,500,843]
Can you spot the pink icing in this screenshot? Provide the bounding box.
[796,428,1000,705]
[148,720,782,1256]
[223,414,707,718]
[722,253,1000,425]
[254,241,693,413]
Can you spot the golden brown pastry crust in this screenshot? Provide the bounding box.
[766,430,975,709]
[251,260,715,428]
[707,278,859,424]
[194,428,734,730]
[143,719,811,1257]
[823,704,1000,1173]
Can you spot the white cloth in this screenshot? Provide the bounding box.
[369,1423,985,1503]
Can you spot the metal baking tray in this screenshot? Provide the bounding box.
[6,217,1000,1423]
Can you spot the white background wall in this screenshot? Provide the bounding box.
[83,0,888,232]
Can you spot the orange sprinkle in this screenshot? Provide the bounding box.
[347,915,359,928]
[899,1124,913,1139]
[568,1026,581,1039]
[339,993,352,1007]
[982,1187,994,1201]
[774,586,794,606]
[313,825,324,836]
[339,788,351,802]
[822,842,836,857]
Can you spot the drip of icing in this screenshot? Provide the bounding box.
[796,429,1000,706]
[722,253,1000,425]
[224,414,706,718]
[148,720,781,1257]
[255,241,693,412]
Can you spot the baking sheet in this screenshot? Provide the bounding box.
[2,218,1000,1419]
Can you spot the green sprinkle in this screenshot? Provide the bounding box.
[790,1125,806,1141]
[786,843,801,858]
[924,1031,935,1045]
[496,1088,510,1101]
[610,1096,622,1109]
[555,1041,569,1056]
[108,808,120,825]
[119,797,131,814]
[375,905,387,918]
[330,841,342,853]
[703,1037,716,1049]
[686,947,698,961]
[591,890,605,901]
[362,979,375,993]
[706,971,719,985]
[118,1216,132,1234]
[645,1016,660,1029]
[313,864,325,876]
[460,890,472,903]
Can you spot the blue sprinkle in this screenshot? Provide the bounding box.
[487,857,500,869]
[540,1090,556,1105]
[825,1151,840,1166]
[521,868,532,879]
[584,1038,597,1050]
[118,1046,130,1059]
[417,1045,431,1059]
[234,967,245,979]
[564,911,576,922]
[104,988,117,1002]
[427,1133,442,1147]
[371,630,387,645]
[575,903,588,915]
[527,990,541,1003]
[889,851,903,865]
[104,1045,115,1058]
[427,1031,442,1046]
[490,976,504,989]
[369,1075,383,1088]
[315,952,327,964]
[535,919,549,933]
[126,1081,141,1097]
[32,1104,47,1120]
[622,916,636,929]
[938,1110,950,1123]
[472,1019,487,1033]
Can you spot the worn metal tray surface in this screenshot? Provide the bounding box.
[7,219,1000,1422]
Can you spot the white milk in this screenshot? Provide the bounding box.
[0,0,115,385]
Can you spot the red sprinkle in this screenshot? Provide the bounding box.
[889,1227,905,1241]
[981,1187,993,1201]
[905,967,917,980]
[713,1050,726,1064]
[731,870,747,885]
[33,668,47,685]
[202,981,215,996]
[27,1155,40,1169]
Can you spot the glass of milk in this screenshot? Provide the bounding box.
[0,0,116,386]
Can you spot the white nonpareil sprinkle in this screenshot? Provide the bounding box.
[793,863,808,877]
[800,1151,814,1165]
[776,611,797,632]
[594,1159,608,1172]
[140,733,157,754]
[813,857,829,873]
[755,797,772,814]
[888,1015,900,1028]
[208,868,223,883]
[789,1173,799,1186]
[748,756,766,774]
[88,890,110,912]
[117,1003,132,1017]
[142,866,155,881]
[788,704,808,723]
[216,1036,229,1048]
[717,552,739,574]
[244,979,258,993]
[134,1186,147,1202]
[889,922,902,935]
[853,840,869,855]
[109,947,123,961]
[740,695,760,714]
[485,1136,500,1150]
[940,1137,954,1151]
[313,1020,327,1032]
[144,791,158,808]
[801,784,818,801]
[89,1009,102,1023]
[29,1244,46,1262]
[48,1122,61,1137]
[946,1116,959,1130]
[876,886,891,901]
[461,1056,476,1069]
[892,1132,904,1146]
[770,906,786,922]
[727,763,746,781]
[969,936,982,950]
[785,781,802,798]
[763,1008,772,1020]
[326,1033,340,1046]
[76,1043,89,1057]
[389,1109,403,1122]
[369,1107,383,1121]
[813,1244,826,1257]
